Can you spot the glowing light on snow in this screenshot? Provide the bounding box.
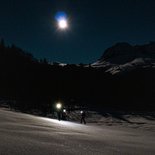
[41,117,85,128]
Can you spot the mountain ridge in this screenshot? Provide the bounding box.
[91,42,155,74]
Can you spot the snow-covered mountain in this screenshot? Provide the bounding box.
[91,42,155,74]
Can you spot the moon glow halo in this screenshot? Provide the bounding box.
[55,12,68,30]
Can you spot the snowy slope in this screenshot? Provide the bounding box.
[0,108,155,155]
[91,42,155,74]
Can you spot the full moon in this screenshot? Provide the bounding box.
[58,18,68,29]
[55,11,69,30]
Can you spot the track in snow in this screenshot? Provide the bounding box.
[0,109,155,155]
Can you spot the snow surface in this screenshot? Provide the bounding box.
[91,58,155,74]
[0,108,155,155]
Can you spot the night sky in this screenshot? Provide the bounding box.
[0,0,155,64]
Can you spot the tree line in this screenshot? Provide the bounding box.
[0,39,155,115]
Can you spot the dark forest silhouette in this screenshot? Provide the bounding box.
[0,39,155,114]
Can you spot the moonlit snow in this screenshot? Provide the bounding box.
[0,108,155,155]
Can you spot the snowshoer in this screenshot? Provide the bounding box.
[81,111,86,124]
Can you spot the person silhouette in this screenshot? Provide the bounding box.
[80,111,86,124]
[57,111,61,121]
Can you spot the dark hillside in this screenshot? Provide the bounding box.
[0,40,155,114]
